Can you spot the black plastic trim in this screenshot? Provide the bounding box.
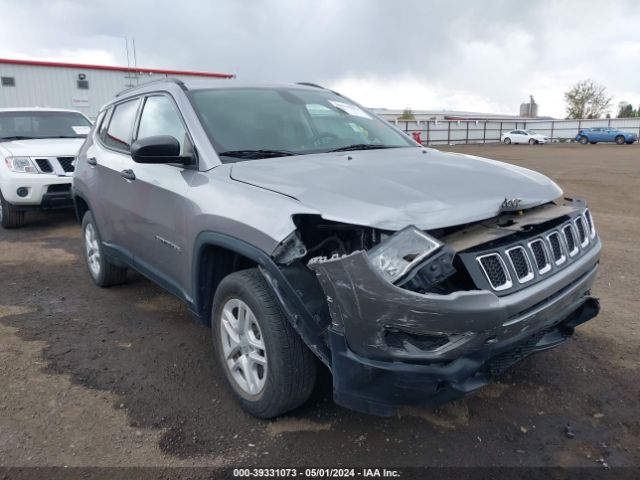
[192,231,331,366]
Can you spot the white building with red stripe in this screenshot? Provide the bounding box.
[0,58,234,119]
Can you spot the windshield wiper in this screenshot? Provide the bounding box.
[0,135,34,141]
[327,144,398,152]
[219,149,299,159]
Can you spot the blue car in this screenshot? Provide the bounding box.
[576,127,637,145]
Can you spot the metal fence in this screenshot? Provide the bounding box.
[392,117,640,145]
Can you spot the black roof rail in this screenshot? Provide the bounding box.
[116,77,186,97]
[296,82,325,89]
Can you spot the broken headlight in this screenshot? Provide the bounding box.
[367,226,443,284]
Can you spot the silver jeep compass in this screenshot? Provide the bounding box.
[73,79,601,418]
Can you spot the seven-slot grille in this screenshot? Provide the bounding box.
[546,232,566,265]
[477,253,512,291]
[584,209,596,239]
[506,246,534,283]
[473,211,596,293]
[529,239,551,274]
[574,216,589,247]
[563,224,578,256]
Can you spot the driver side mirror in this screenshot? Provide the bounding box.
[130,135,193,165]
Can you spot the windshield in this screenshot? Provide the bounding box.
[525,130,538,135]
[189,87,414,161]
[0,111,92,140]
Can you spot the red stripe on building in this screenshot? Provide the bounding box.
[0,58,234,79]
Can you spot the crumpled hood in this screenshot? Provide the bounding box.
[0,138,85,157]
[230,147,563,230]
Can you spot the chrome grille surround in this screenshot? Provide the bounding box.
[562,223,579,257]
[477,253,513,291]
[505,246,534,283]
[546,231,567,266]
[584,209,596,239]
[528,239,552,274]
[574,216,589,248]
[466,208,598,294]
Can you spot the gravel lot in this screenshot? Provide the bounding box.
[0,143,638,469]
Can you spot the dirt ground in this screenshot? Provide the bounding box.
[0,143,638,470]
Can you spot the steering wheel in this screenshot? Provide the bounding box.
[306,132,339,147]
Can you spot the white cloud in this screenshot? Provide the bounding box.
[0,0,638,118]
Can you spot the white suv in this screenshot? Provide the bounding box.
[0,108,92,228]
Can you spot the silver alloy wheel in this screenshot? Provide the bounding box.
[219,298,268,396]
[84,223,101,278]
[0,200,3,223]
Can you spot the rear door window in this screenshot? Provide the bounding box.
[103,98,140,152]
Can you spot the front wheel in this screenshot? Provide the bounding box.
[212,269,317,418]
[615,135,625,145]
[0,190,25,228]
[503,137,511,144]
[578,136,589,145]
[81,211,128,287]
[528,138,536,144]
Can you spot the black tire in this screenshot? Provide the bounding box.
[0,190,25,228]
[503,137,511,144]
[615,135,625,145]
[212,268,317,418]
[528,138,536,145]
[81,211,128,287]
[579,136,589,145]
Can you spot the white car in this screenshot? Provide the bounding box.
[501,129,550,145]
[0,108,92,228]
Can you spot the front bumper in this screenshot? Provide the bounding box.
[329,295,599,416]
[310,238,601,416]
[0,172,73,207]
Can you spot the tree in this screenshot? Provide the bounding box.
[399,107,415,120]
[617,102,635,118]
[564,79,612,119]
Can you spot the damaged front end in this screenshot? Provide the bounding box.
[271,200,601,416]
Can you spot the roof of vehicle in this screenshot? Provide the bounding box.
[0,107,88,114]
[105,78,336,111]
[114,78,329,98]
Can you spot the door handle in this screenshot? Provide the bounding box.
[87,157,97,166]
[121,169,136,181]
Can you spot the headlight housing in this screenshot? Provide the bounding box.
[367,226,443,283]
[4,156,38,173]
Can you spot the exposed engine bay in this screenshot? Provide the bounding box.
[273,199,583,297]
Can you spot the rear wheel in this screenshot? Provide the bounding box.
[503,137,511,144]
[81,211,128,287]
[0,190,25,228]
[615,135,625,145]
[578,136,589,145]
[212,269,317,418]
